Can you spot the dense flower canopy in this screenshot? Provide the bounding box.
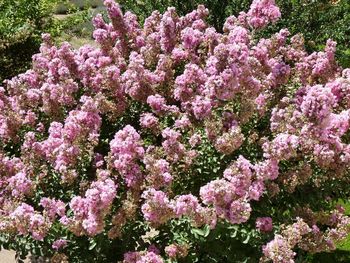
[1,0,350,262]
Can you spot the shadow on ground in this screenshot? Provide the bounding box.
[310,249,350,262]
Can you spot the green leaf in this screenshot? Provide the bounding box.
[88,240,97,250]
[242,233,251,244]
[191,225,210,237]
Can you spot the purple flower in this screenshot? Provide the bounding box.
[52,239,68,250]
[256,217,273,232]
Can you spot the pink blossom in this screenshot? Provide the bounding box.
[256,217,273,232]
[52,239,68,250]
[248,0,281,29]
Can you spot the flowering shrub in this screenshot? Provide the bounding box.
[1,0,350,262]
[119,0,350,68]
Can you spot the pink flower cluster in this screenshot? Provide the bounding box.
[247,0,281,29]
[3,203,49,241]
[109,125,145,187]
[30,96,101,182]
[52,239,68,251]
[199,155,279,225]
[262,207,350,263]
[67,177,117,236]
[143,156,173,188]
[262,218,311,263]
[123,251,164,263]
[256,217,273,232]
[7,171,33,197]
[40,197,66,220]
[141,189,216,228]
[165,243,188,259]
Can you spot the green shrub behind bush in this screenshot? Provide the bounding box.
[0,0,61,83]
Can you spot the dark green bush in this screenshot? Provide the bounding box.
[0,0,58,83]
